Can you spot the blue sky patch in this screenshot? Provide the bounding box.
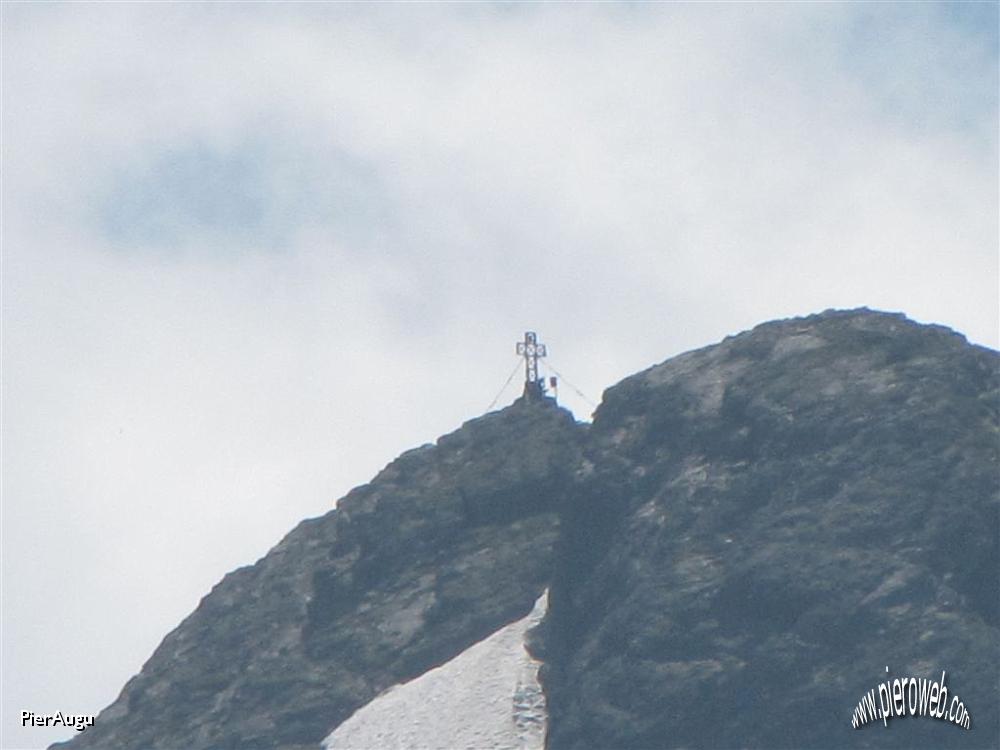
[99,137,391,254]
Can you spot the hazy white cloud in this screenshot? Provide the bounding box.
[3,3,997,747]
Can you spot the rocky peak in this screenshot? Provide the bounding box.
[543,308,999,748]
[56,397,584,750]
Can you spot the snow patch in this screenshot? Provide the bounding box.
[324,591,548,750]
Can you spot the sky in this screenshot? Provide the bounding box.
[1,3,997,748]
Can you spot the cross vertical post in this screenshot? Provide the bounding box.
[516,331,547,400]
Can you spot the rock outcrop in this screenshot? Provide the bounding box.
[542,309,999,749]
[53,308,999,750]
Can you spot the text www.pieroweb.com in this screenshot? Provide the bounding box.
[851,668,971,730]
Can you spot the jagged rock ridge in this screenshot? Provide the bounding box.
[54,308,999,750]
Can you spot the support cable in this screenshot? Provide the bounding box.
[486,359,524,411]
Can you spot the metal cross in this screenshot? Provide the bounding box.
[516,331,547,395]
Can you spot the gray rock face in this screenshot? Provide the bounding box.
[542,309,999,749]
[55,398,584,750]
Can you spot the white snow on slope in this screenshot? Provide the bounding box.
[324,591,548,750]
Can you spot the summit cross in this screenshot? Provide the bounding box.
[516,331,547,399]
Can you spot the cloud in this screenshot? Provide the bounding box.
[2,3,997,747]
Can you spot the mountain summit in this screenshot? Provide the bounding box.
[54,309,999,749]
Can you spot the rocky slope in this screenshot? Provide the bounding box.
[54,308,999,749]
[541,309,999,749]
[55,400,583,750]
